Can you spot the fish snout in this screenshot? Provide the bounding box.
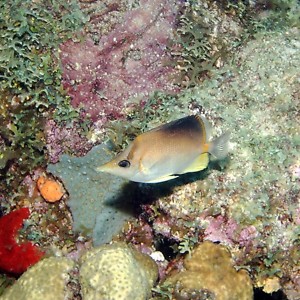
[95,162,112,173]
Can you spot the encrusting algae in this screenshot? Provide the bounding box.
[97,115,229,183]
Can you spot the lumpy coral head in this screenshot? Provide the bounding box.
[167,241,253,300]
[0,208,44,275]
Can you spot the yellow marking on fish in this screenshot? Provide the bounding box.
[182,153,209,174]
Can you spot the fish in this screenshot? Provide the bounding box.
[96,115,230,183]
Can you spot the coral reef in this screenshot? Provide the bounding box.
[1,1,299,299]
[250,0,300,31]
[164,241,253,300]
[60,0,180,123]
[0,0,86,195]
[2,257,75,300]
[121,27,300,299]
[0,208,44,275]
[48,144,133,245]
[168,0,300,88]
[170,0,243,87]
[79,242,158,300]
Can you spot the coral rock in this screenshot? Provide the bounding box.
[2,257,75,300]
[79,242,158,300]
[167,241,253,300]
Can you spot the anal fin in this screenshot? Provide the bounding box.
[181,153,209,173]
[145,174,179,183]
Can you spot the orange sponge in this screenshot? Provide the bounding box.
[37,175,65,203]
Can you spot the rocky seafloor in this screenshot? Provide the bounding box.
[0,0,299,299]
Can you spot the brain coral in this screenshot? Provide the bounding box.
[166,241,253,300]
[79,242,158,300]
[2,257,75,300]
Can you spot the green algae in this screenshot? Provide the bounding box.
[0,0,86,194]
[171,0,243,87]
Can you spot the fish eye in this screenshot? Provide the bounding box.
[118,160,131,168]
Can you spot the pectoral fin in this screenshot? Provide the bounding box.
[139,160,149,174]
[182,153,209,173]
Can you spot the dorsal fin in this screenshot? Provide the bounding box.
[194,115,207,144]
[156,115,207,143]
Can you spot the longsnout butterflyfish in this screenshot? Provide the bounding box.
[96,115,230,183]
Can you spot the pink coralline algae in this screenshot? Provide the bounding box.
[60,0,180,123]
[204,215,258,249]
[204,215,239,246]
[45,119,93,163]
[0,208,45,275]
[295,207,300,226]
[238,225,258,248]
